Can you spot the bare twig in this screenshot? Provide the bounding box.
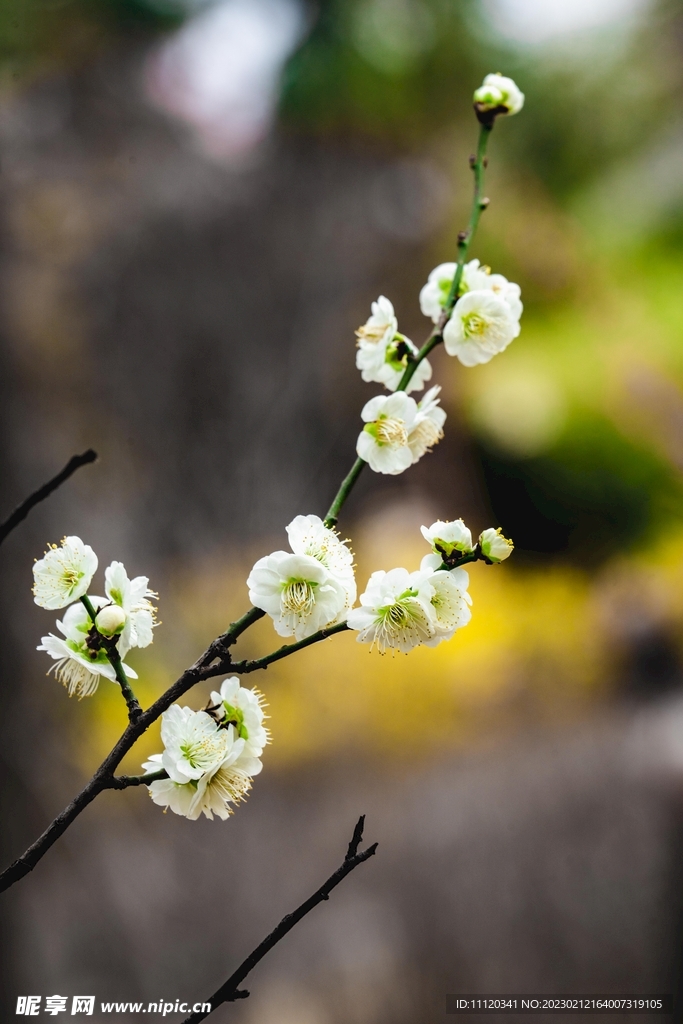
[182,816,378,1023]
[0,611,349,892]
[0,450,97,547]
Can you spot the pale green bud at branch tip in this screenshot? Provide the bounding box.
[473,73,525,118]
[95,603,127,638]
[479,527,514,562]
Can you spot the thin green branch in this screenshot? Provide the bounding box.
[324,457,365,528]
[326,122,494,522]
[206,620,350,680]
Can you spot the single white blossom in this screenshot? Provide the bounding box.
[154,704,231,784]
[420,518,473,557]
[346,567,436,653]
[407,385,446,463]
[443,290,520,367]
[32,536,98,610]
[143,710,262,821]
[479,527,514,562]
[248,550,347,641]
[208,677,269,757]
[286,514,356,611]
[356,298,432,393]
[38,599,138,698]
[355,294,397,347]
[418,558,472,646]
[357,391,418,475]
[474,73,525,116]
[104,561,158,655]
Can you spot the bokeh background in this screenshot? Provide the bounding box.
[2,0,683,1020]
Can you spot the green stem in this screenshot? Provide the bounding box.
[444,123,492,311]
[324,457,365,528]
[230,621,350,676]
[80,595,142,721]
[327,122,494,521]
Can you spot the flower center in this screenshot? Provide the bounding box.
[410,418,443,451]
[462,312,489,338]
[61,567,84,593]
[373,416,408,447]
[383,602,410,630]
[180,734,226,771]
[281,578,317,615]
[356,323,387,345]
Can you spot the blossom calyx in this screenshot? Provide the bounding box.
[479,527,514,563]
[95,604,127,637]
[473,74,524,123]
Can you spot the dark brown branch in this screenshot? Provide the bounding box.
[0,450,97,546]
[202,620,350,681]
[182,816,378,1023]
[0,605,313,893]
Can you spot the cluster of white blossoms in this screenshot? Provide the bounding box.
[33,536,157,698]
[356,387,446,474]
[419,258,523,367]
[351,76,524,479]
[248,515,356,641]
[345,518,513,654]
[143,678,268,820]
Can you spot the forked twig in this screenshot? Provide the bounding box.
[182,816,378,1023]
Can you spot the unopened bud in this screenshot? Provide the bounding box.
[479,527,514,563]
[421,519,474,558]
[473,73,524,117]
[95,604,126,637]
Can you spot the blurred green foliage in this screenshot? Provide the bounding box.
[479,413,683,563]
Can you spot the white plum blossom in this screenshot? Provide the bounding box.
[357,391,418,475]
[248,551,347,641]
[347,567,437,653]
[33,536,98,610]
[209,677,269,757]
[419,260,486,323]
[104,561,158,655]
[154,705,230,783]
[421,518,474,557]
[418,559,472,646]
[442,290,520,367]
[356,296,432,393]
[474,73,525,116]
[355,294,397,347]
[407,386,446,463]
[38,598,138,698]
[286,514,356,612]
[419,259,523,325]
[479,527,514,562]
[145,754,259,821]
[143,704,263,821]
